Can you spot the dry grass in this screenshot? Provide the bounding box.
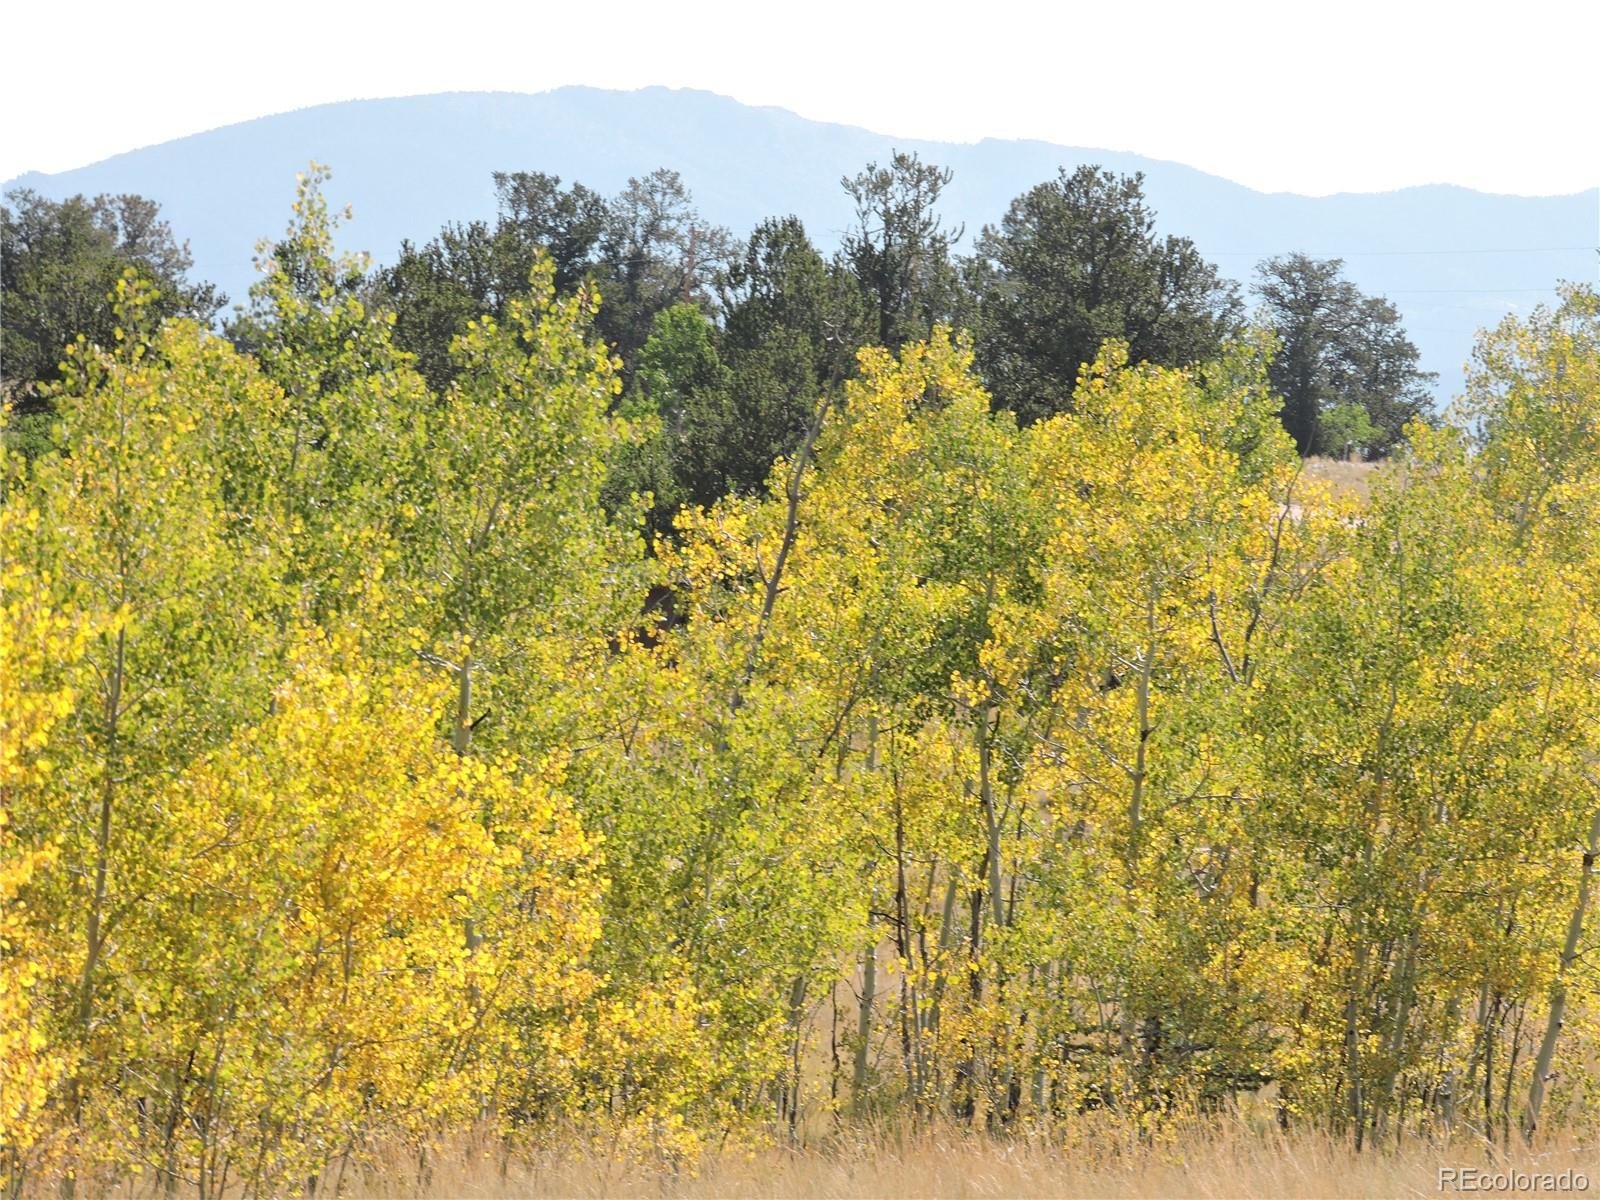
[1300,456,1380,503]
[342,1122,1600,1199]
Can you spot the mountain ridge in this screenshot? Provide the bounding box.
[13,87,1587,202]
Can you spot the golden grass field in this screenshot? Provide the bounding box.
[1300,455,1379,502]
[338,1122,1599,1199]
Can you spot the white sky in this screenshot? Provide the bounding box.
[4,0,1598,196]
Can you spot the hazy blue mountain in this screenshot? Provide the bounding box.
[7,87,1594,401]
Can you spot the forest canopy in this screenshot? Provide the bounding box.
[5,155,1434,488]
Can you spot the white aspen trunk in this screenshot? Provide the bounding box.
[452,654,474,757]
[1522,808,1600,1142]
[853,926,877,1113]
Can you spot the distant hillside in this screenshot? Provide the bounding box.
[7,87,1594,400]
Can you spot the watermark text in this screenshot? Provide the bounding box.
[1439,1167,1590,1193]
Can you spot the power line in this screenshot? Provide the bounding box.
[1209,245,1592,257]
[1383,287,1564,295]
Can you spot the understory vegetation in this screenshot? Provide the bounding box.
[2,166,1597,1197]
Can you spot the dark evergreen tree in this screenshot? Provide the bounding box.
[969,166,1240,424]
[839,152,964,351]
[608,220,869,541]
[2,189,223,450]
[381,168,729,394]
[720,216,864,386]
[379,172,609,390]
[594,169,732,381]
[1254,253,1435,456]
[716,217,867,496]
[491,170,611,290]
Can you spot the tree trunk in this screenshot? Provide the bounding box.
[64,625,127,1199]
[1373,922,1420,1142]
[77,625,125,1031]
[1344,933,1371,1150]
[852,925,877,1115]
[784,976,808,1138]
[977,705,1005,931]
[452,653,474,756]
[1522,808,1600,1142]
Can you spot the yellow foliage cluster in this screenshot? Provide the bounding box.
[1,506,103,1175]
